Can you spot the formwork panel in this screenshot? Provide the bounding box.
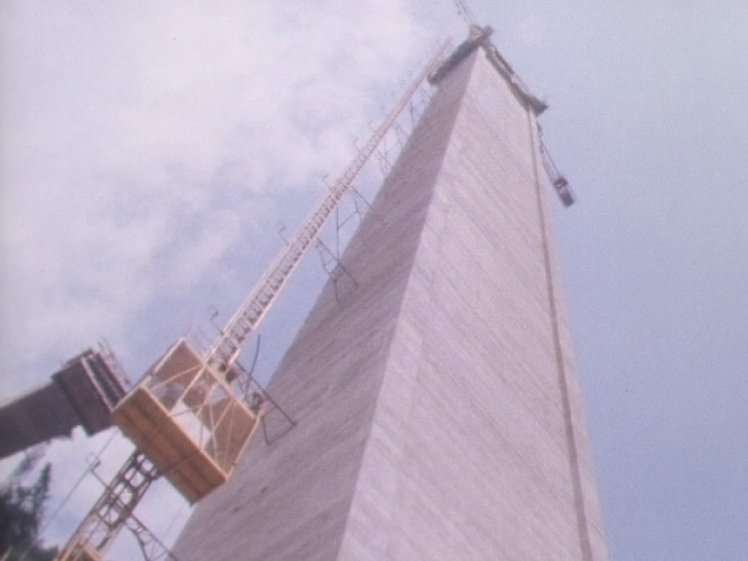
[112,386,226,502]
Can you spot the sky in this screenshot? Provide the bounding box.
[1,1,747,560]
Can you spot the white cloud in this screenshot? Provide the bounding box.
[0,0,438,378]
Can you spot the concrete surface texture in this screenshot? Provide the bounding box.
[172,41,608,561]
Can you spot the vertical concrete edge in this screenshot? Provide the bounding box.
[527,109,599,561]
[335,49,481,561]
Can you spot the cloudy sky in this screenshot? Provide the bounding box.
[1,1,747,560]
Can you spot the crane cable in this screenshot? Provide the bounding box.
[17,430,121,561]
[454,0,477,24]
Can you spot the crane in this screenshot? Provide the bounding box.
[205,38,451,376]
[446,0,574,209]
[53,39,452,561]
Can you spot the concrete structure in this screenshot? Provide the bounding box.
[173,31,608,561]
[0,349,128,460]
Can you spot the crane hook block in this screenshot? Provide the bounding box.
[553,176,575,207]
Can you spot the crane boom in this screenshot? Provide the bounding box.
[206,39,452,373]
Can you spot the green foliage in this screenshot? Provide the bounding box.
[0,449,57,561]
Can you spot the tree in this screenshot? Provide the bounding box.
[0,448,57,561]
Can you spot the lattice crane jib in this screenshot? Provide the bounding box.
[205,38,453,375]
[54,39,452,561]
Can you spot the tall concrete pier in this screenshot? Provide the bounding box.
[173,33,608,561]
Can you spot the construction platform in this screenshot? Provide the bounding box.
[111,339,261,503]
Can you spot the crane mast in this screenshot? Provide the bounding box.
[207,39,452,375]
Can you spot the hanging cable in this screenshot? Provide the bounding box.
[36,430,119,538]
[453,0,477,25]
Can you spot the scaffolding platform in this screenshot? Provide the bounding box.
[111,339,261,503]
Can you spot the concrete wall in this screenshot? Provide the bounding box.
[173,42,608,561]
